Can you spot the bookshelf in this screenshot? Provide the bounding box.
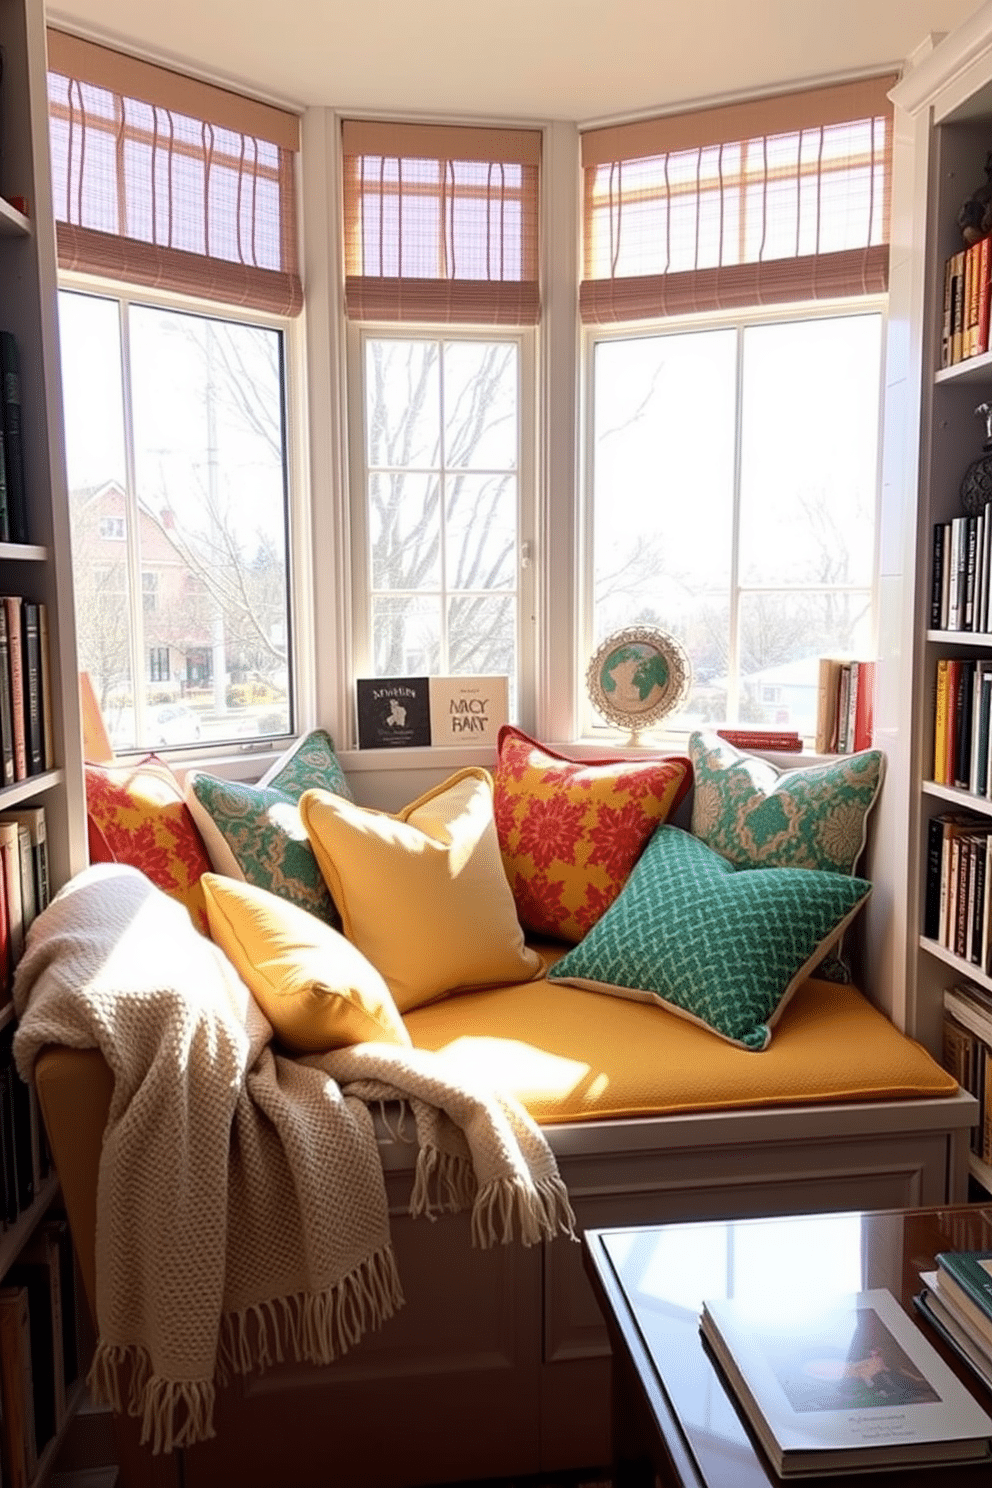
[0,0,89,1479]
[883,6,992,1197]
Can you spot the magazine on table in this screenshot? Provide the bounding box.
[699,1287,992,1476]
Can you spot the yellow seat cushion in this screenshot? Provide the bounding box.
[201,874,410,1053]
[403,948,956,1124]
[300,767,543,1012]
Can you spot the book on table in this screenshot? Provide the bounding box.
[699,1287,992,1476]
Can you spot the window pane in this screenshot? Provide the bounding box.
[365,338,439,468]
[369,473,440,590]
[737,590,873,734]
[363,334,520,690]
[372,594,441,675]
[59,290,293,752]
[739,316,880,587]
[444,342,517,469]
[59,291,137,750]
[592,330,737,723]
[591,313,881,736]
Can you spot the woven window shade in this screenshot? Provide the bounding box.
[342,119,541,324]
[46,30,303,316]
[580,75,896,324]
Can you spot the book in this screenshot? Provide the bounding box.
[20,601,42,777]
[934,657,950,782]
[2,823,35,938]
[925,813,947,938]
[953,658,975,787]
[851,659,875,752]
[931,521,948,628]
[814,658,843,753]
[976,233,992,358]
[0,1286,36,1488]
[37,602,53,772]
[8,1228,64,1454]
[0,599,14,789]
[835,663,852,752]
[2,599,25,782]
[951,248,968,363]
[716,728,802,751]
[916,1282,992,1398]
[699,1286,992,1476]
[936,1250,992,1323]
[0,823,24,970]
[428,675,509,747]
[0,334,27,545]
[942,254,955,368]
[355,677,431,748]
[1,809,49,915]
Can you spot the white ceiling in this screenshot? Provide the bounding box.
[46,0,989,121]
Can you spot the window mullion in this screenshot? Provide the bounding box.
[726,325,745,725]
[118,297,149,745]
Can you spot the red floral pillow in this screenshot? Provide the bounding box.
[493,726,692,943]
[85,757,212,933]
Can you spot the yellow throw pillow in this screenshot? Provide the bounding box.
[299,767,543,1012]
[200,873,410,1053]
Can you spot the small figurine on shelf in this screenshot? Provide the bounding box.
[961,402,992,514]
[958,152,992,244]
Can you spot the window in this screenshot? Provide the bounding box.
[342,121,540,730]
[59,290,294,753]
[149,646,169,682]
[48,31,301,754]
[579,77,891,740]
[350,331,533,713]
[587,310,881,737]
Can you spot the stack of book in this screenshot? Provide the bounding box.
[941,235,992,369]
[0,806,48,1006]
[918,1251,992,1396]
[931,506,992,633]
[815,657,876,754]
[701,1286,992,1476]
[925,817,992,970]
[941,979,992,1166]
[932,656,992,789]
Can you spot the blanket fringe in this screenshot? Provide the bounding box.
[471,1173,578,1249]
[410,1143,477,1220]
[88,1343,216,1453]
[90,1245,404,1452]
[216,1242,404,1385]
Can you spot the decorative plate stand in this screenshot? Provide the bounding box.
[586,626,692,746]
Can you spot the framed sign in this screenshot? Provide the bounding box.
[586,626,691,744]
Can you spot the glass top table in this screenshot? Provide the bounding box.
[583,1205,992,1488]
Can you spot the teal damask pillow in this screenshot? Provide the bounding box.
[688,731,884,875]
[548,826,871,1051]
[185,730,352,926]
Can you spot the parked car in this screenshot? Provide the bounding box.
[150,703,201,747]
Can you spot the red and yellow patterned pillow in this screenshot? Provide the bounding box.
[493,726,692,943]
[85,757,212,933]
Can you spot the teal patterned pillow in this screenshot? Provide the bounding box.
[185,730,352,926]
[688,731,883,875]
[548,827,871,1051]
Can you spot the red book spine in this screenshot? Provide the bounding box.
[852,661,877,752]
[977,234,992,358]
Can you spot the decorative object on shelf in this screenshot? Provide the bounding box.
[586,626,691,745]
[959,152,992,245]
[961,403,992,516]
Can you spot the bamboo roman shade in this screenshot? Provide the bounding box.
[580,75,896,324]
[342,119,541,324]
[46,30,303,316]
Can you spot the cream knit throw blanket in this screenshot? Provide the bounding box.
[12,865,575,1453]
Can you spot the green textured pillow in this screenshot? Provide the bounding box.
[548,826,871,1051]
[185,730,352,926]
[688,731,883,983]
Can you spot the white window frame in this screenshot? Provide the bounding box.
[57,270,312,762]
[578,296,887,743]
[344,320,539,740]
